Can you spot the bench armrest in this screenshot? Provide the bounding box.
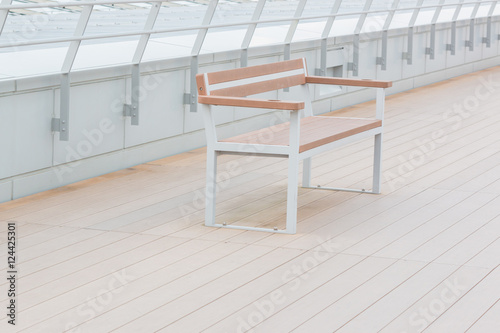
[198,95,304,110]
[306,76,392,88]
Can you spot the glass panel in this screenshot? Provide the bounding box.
[72,36,141,70]
[250,23,288,47]
[0,5,80,50]
[292,19,327,42]
[476,3,493,18]
[361,13,389,34]
[144,32,194,61]
[202,27,246,53]
[0,42,69,77]
[457,4,476,20]
[436,5,457,23]
[389,10,414,29]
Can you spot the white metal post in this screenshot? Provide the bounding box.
[286,110,301,234]
[241,0,266,67]
[377,0,400,70]
[201,103,218,227]
[373,88,385,193]
[318,0,342,76]
[302,158,312,188]
[350,0,373,76]
[188,0,219,112]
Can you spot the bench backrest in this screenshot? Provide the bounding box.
[196,58,308,98]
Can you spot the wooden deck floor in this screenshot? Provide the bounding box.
[1,66,500,333]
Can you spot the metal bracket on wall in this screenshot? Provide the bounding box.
[377,31,388,70]
[348,35,360,76]
[425,47,434,58]
[347,62,357,73]
[52,73,70,141]
[375,57,385,67]
[314,68,325,76]
[427,25,436,59]
[447,23,456,55]
[403,27,413,64]
[123,63,140,125]
[183,56,199,112]
[466,20,474,52]
[483,17,492,48]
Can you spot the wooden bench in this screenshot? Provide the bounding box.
[196,58,392,234]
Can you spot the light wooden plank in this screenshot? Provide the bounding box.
[434,215,500,267]
[466,299,500,333]
[306,75,392,88]
[374,192,498,260]
[204,256,396,333]
[15,238,213,331]
[290,259,425,332]
[206,58,305,85]
[403,195,500,263]
[342,190,473,257]
[166,252,365,332]
[336,262,457,332]
[210,74,306,97]
[465,237,500,270]
[66,244,279,332]
[379,265,492,333]
[424,266,500,333]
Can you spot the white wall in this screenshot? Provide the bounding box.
[1,19,499,202]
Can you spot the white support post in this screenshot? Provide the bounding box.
[318,0,342,76]
[286,110,301,234]
[61,5,93,73]
[373,88,385,194]
[377,0,400,70]
[132,2,161,65]
[425,0,445,60]
[52,4,93,141]
[447,0,465,55]
[205,148,218,227]
[404,0,424,64]
[349,0,373,76]
[302,158,312,188]
[201,103,218,227]
[466,0,482,52]
[240,0,266,67]
[482,1,497,47]
[188,0,219,112]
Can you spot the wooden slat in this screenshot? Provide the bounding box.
[220,116,382,153]
[306,75,393,88]
[198,95,304,110]
[206,58,305,85]
[195,73,207,96]
[209,74,306,97]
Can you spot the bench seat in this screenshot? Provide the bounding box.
[221,116,382,153]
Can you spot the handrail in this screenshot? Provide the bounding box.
[1,1,498,49]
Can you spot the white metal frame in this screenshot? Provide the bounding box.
[200,60,387,235]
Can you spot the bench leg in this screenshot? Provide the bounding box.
[372,133,383,194]
[302,157,312,188]
[286,155,300,234]
[205,149,218,227]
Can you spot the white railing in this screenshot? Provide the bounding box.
[0,0,499,140]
